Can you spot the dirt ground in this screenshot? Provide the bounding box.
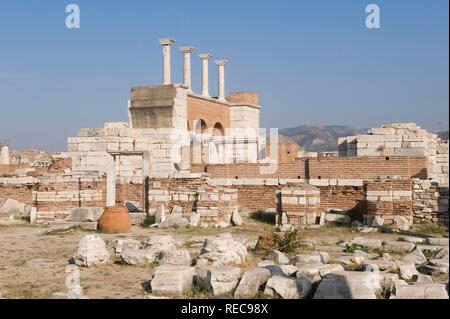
[0,217,447,299]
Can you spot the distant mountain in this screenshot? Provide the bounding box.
[437,130,449,140]
[279,125,367,153]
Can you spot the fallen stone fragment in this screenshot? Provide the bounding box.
[313,271,381,299]
[380,272,399,291]
[124,200,140,213]
[402,249,427,265]
[427,237,449,246]
[189,213,200,227]
[234,268,271,298]
[158,249,192,266]
[257,260,275,268]
[196,234,247,266]
[264,276,311,299]
[296,264,323,283]
[293,252,329,265]
[435,247,449,259]
[196,266,241,295]
[396,261,419,281]
[350,237,382,249]
[350,256,366,265]
[392,216,410,231]
[74,235,110,267]
[428,258,449,273]
[371,216,384,227]
[411,274,434,283]
[363,259,397,272]
[151,265,195,295]
[231,211,244,226]
[120,248,157,265]
[400,236,426,244]
[111,239,141,255]
[383,241,415,253]
[265,264,298,277]
[144,235,177,250]
[270,250,290,265]
[66,207,103,222]
[420,263,449,276]
[318,264,345,277]
[390,283,448,299]
[155,204,166,224]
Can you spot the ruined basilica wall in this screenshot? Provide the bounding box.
[338,123,449,185]
[191,156,429,180]
[187,95,230,130]
[68,124,190,180]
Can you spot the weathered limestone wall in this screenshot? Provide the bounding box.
[68,123,189,179]
[0,172,107,223]
[33,172,106,223]
[147,177,238,224]
[364,179,413,225]
[210,178,365,217]
[128,85,188,130]
[338,123,449,185]
[229,105,260,131]
[412,179,449,225]
[276,186,321,225]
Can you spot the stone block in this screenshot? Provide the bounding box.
[151,265,195,295]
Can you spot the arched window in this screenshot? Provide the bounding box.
[213,122,225,137]
[195,119,207,134]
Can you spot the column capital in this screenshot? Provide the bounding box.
[199,53,213,60]
[215,59,228,66]
[179,46,196,54]
[158,38,176,46]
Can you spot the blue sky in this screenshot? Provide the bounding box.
[0,0,448,151]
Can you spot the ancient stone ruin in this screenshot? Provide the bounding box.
[0,38,448,300]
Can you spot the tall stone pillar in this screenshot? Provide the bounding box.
[179,46,196,91]
[158,38,176,85]
[199,53,212,97]
[215,60,228,102]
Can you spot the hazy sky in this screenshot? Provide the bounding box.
[0,0,448,151]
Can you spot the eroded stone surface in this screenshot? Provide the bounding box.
[151,265,195,295]
[74,235,110,267]
[234,268,271,298]
[197,266,241,295]
[264,276,312,299]
[314,271,381,299]
[196,234,247,266]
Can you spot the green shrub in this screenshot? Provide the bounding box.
[422,249,438,259]
[141,215,155,228]
[344,243,370,253]
[273,229,304,254]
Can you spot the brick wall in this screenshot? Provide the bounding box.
[0,182,34,205]
[192,156,428,180]
[0,164,27,177]
[277,186,321,225]
[187,95,231,131]
[319,185,366,217]
[116,183,143,207]
[147,177,238,224]
[364,179,413,224]
[34,174,106,222]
